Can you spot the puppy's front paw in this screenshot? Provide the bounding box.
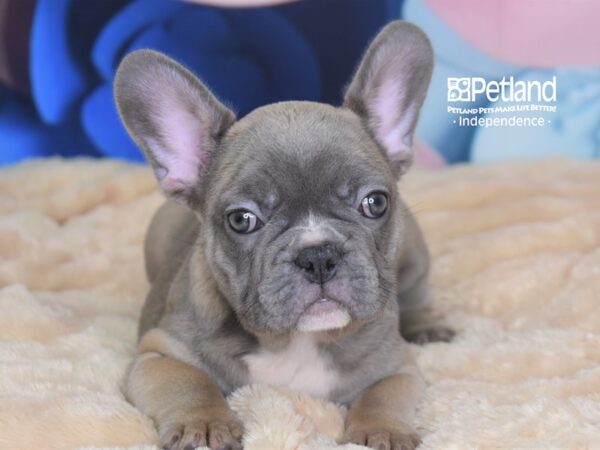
[160,413,243,450]
[343,425,421,450]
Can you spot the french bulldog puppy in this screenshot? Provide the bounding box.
[115,21,444,450]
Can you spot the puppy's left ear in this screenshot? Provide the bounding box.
[114,50,235,205]
[344,21,434,176]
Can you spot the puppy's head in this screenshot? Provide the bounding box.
[114,21,433,335]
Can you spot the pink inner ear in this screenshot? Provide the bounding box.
[147,98,209,194]
[372,78,414,160]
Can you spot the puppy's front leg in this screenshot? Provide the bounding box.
[343,371,424,450]
[125,334,242,450]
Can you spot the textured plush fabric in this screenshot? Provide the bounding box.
[0,158,599,449]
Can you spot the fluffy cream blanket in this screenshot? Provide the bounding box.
[1,158,599,450]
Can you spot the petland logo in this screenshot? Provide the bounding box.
[448,76,557,103]
[447,76,558,128]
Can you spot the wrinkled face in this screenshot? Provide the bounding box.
[114,23,434,336]
[200,103,404,334]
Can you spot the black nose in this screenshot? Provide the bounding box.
[294,244,342,284]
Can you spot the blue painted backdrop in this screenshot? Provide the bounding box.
[0,0,402,165]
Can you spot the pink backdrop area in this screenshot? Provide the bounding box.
[426,0,600,67]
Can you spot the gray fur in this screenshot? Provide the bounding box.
[116,20,439,405]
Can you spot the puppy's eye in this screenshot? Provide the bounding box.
[227,210,263,234]
[359,192,388,218]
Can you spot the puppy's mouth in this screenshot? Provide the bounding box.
[296,298,350,332]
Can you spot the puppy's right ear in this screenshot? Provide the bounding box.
[114,50,235,204]
[344,21,433,176]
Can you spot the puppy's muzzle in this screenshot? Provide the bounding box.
[294,243,343,284]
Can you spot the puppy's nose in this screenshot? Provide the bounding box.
[294,244,342,284]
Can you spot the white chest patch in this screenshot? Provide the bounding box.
[243,333,339,399]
